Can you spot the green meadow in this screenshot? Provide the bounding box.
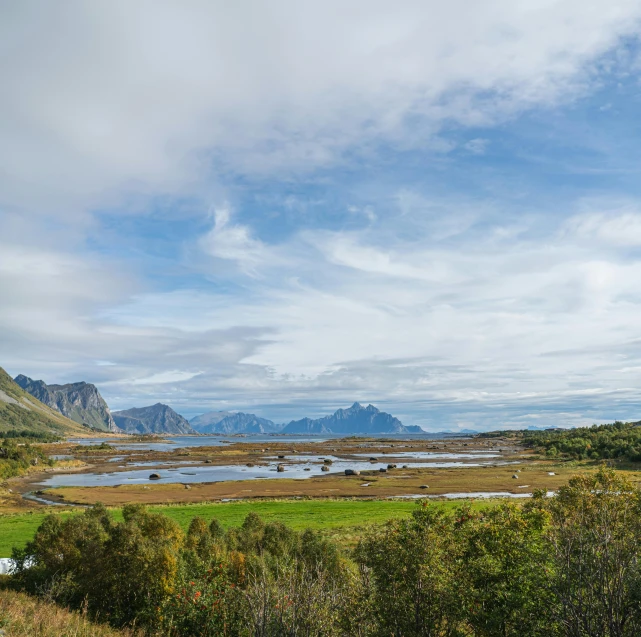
[0,497,485,557]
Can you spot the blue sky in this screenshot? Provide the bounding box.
[3,1,641,430]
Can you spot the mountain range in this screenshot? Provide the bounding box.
[112,403,195,434]
[0,368,87,435]
[282,402,423,434]
[14,375,119,432]
[8,367,425,436]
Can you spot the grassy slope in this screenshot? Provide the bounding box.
[0,367,86,436]
[0,589,138,636]
[0,498,486,557]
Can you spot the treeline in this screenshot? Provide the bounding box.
[8,468,641,636]
[0,429,62,443]
[523,420,641,461]
[0,438,51,479]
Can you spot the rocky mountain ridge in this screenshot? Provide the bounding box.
[0,368,87,435]
[14,375,119,432]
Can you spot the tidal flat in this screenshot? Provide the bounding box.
[4,434,641,558]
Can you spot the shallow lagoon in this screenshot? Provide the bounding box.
[41,454,512,488]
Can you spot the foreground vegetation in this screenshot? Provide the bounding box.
[6,468,641,636]
[523,420,641,461]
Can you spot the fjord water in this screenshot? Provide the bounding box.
[68,432,468,452]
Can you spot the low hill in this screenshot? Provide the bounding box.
[190,411,280,434]
[282,402,423,434]
[14,375,119,432]
[112,403,195,434]
[0,368,86,436]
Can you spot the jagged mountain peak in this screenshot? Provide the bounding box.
[283,402,420,434]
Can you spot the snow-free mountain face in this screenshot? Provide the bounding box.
[282,402,422,434]
[14,374,119,432]
[112,403,195,434]
[0,367,87,435]
[189,411,279,434]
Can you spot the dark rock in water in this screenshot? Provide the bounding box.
[387,464,397,469]
[113,403,194,435]
[14,374,119,432]
[345,469,360,476]
[149,473,160,480]
[369,457,378,461]
[304,467,311,471]
[278,455,285,459]
[246,463,255,467]
[402,464,409,469]
[323,458,333,464]
[321,465,330,472]
[276,464,285,472]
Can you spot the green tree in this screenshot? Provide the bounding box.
[544,468,641,637]
[355,503,463,636]
[459,501,557,636]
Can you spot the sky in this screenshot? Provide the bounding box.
[3,1,641,431]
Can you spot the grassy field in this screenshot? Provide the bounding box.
[0,497,484,557]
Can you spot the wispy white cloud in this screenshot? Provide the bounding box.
[199,204,274,275]
[563,203,641,246]
[2,1,640,218]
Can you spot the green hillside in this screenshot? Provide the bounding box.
[0,367,86,436]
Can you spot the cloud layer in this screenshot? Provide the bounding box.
[2,2,641,429]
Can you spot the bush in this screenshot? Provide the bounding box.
[0,439,51,479]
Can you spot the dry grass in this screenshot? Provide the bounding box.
[0,589,137,636]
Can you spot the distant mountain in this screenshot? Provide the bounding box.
[0,367,87,435]
[190,411,280,434]
[112,403,195,434]
[189,411,234,430]
[14,374,119,432]
[282,402,423,434]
